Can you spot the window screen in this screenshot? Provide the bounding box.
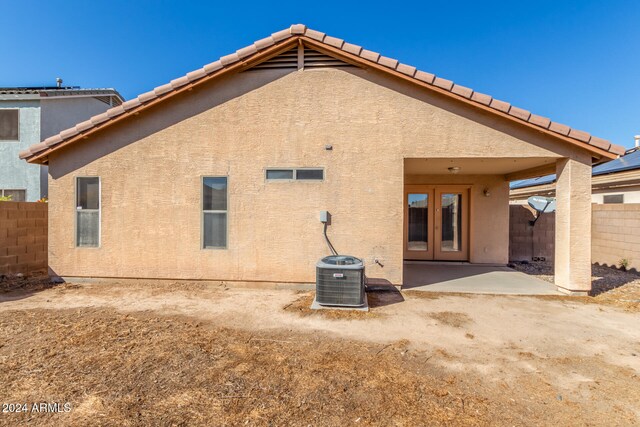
[296,169,324,180]
[266,168,324,181]
[603,194,624,204]
[76,177,100,247]
[0,189,26,201]
[266,169,294,180]
[203,177,227,248]
[0,109,19,140]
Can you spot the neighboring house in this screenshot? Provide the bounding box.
[0,86,123,201]
[510,142,640,204]
[19,25,624,295]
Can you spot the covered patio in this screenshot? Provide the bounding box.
[402,262,560,295]
[402,152,597,295]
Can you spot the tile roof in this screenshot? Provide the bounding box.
[510,148,640,189]
[1,87,123,100]
[19,24,625,163]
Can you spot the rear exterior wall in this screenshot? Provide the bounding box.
[47,67,582,284]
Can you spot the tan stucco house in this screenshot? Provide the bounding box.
[20,25,624,295]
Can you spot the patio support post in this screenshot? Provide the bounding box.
[554,156,592,294]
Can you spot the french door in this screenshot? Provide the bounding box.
[404,185,469,261]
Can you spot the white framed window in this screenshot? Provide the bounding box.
[76,177,100,247]
[0,109,19,141]
[265,168,324,181]
[0,189,26,201]
[202,177,227,249]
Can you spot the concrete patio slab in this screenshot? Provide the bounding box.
[402,262,560,295]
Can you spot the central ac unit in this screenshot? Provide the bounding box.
[316,255,365,307]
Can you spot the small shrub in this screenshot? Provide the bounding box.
[0,195,12,202]
[619,258,630,271]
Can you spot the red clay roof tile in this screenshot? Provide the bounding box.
[377,55,399,69]
[89,112,110,125]
[45,135,63,147]
[324,35,344,48]
[568,128,591,143]
[489,98,511,113]
[137,91,157,103]
[471,92,492,105]
[342,42,362,55]
[610,144,626,156]
[396,63,417,77]
[75,120,94,132]
[271,29,291,42]
[220,53,240,66]
[186,68,207,82]
[170,76,189,88]
[60,128,79,139]
[236,44,258,59]
[451,84,473,99]
[106,106,125,118]
[588,136,611,151]
[203,60,223,74]
[415,70,435,84]
[254,36,275,50]
[30,142,48,153]
[549,121,571,136]
[508,106,531,121]
[305,29,326,41]
[290,24,306,34]
[528,114,551,129]
[433,77,454,91]
[359,49,380,62]
[121,99,142,110]
[153,83,173,96]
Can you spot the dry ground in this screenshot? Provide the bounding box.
[0,275,639,426]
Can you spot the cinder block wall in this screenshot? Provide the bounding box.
[592,204,640,271]
[509,205,555,262]
[0,202,48,275]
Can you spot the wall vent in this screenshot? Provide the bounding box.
[251,48,298,70]
[94,95,122,106]
[249,47,356,71]
[304,49,354,68]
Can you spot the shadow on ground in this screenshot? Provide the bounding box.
[366,284,405,308]
[511,261,640,297]
[0,271,61,303]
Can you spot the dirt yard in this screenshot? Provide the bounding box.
[1,276,639,426]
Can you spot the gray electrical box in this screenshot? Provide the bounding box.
[319,211,329,223]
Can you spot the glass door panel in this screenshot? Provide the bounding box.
[404,186,434,260]
[407,193,428,251]
[440,193,462,252]
[434,188,469,261]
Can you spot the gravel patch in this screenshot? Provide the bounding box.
[511,261,640,309]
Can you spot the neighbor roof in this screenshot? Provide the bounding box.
[511,148,640,190]
[0,86,123,103]
[19,24,625,164]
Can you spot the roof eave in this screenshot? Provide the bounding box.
[21,25,623,163]
[22,37,301,165]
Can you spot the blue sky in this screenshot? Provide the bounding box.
[1,1,638,148]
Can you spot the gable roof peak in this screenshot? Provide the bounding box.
[20,24,625,163]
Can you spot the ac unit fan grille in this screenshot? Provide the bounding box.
[316,267,365,307]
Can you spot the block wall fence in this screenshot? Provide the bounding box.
[508,205,555,263]
[591,204,640,272]
[509,203,640,273]
[0,202,48,275]
[0,202,637,276]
